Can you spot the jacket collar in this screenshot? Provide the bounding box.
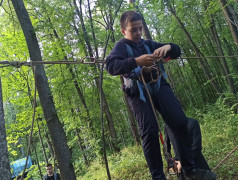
[119,38,146,48]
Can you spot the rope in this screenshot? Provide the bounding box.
[140,65,174,167]
[0,57,105,68]
[99,58,111,180]
[98,0,124,178]
[0,55,238,68]
[212,145,238,172]
[21,66,37,180]
[180,55,238,59]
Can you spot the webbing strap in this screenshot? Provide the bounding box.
[144,44,152,54]
[159,62,168,79]
[125,43,167,102]
[125,43,134,57]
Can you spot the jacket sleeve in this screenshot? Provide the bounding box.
[149,40,181,59]
[106,42,137,76]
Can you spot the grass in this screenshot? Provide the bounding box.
[78,101,238,180]
[78,146,151,180]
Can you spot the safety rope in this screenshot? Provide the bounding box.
[140,61,178,175]
[180,55,238,59]
[21,66,37,180]
[212,145,238,172]
[100,50,111,180]
[0,57,105,68]
[0,54,238,68]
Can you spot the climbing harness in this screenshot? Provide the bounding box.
[124,43,167,102]
[125,43,178,175]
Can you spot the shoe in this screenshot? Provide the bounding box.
[185,168,216,180]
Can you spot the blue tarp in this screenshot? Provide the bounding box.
[10,156,32,178]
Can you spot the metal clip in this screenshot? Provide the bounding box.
[81,57,96,64]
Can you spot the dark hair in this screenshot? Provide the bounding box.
[120,11,142,30]
[46,163,53,167]
[17,175,22,180]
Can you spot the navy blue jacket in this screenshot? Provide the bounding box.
[106,38,181,77]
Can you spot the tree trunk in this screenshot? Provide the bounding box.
[68,101,90,166]
[120,76,141,145]
[204,0,237,94]
[216,17,238,75]
[11,1,76,179]
[94,79,117,139]
[49,23,96,134]
[210,16,236,94]
[222,37,238,75]
[87,0,99,57]
[75,0,93,57]
[0,77,11,180]
[139,11,152,40]
[167,3,223,95]
[108,9,116,43]
[75,128,89,166]
[74,0,117,140]
[18,137,25,157]
[25,75,48,164]
[32,142,43,179]
[195,9,226,77]
[220,0,238,48]
[45,132,55,160]
[130,1,152,40]
[37,119,48,164]
[68,69,96,133]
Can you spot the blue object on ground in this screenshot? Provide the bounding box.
[10,156,32,178]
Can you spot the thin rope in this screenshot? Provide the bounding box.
[99,34,111,180]
[98,0,125,176]
[0,55,238,68]
[180,55,238,59]
[140,66,173,165]
[99,58,111,180]
[0,58,105,66]
[212,145,238,172]
[21,66,37,180]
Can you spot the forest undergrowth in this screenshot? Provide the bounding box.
[78,99,238,180]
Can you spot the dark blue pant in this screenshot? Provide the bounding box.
[128,79,195,180]
[165,118,210,180]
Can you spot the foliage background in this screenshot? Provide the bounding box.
[0,0,238,179]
